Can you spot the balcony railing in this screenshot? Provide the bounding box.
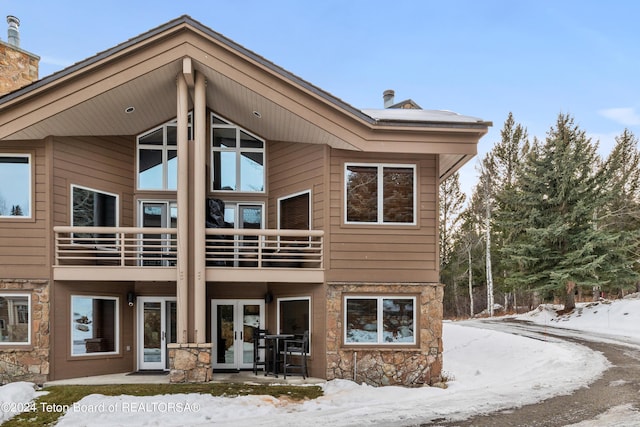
[205,228,323,269]
[54,226,178,267]
[53,227,324,270]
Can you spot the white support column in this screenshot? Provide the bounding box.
[193,70,206,343]
[176,71,190,343]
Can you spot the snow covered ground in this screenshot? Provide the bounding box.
[1,297,639,426]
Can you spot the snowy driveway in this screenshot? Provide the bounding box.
[438,318,640,427]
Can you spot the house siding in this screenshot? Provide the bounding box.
[267,141,326,230]
[52,136,135,227]
[0,140,49,279]
[328,149,439,283]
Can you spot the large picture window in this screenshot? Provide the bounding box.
[344,296,415,345]
[72,185,118,244]
[71,296,119,356]
[137,115,192,190]
[211,114,265,193]
[0,294,30,345]
[345,163,416,225]
[0,154,31,218]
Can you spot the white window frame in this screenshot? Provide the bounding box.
[223,201,265,230]
[0,293,31,345]
[211,113,266,193]
[71,184,120,227]
[0,153,32,219]
[344,295,417,345]
[344,162,417,225]
[136,115,192,191]
[70,295,120,357]
[276,296,311,355]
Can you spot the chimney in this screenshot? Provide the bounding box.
[7,15,19,47]
[383,89,395,108]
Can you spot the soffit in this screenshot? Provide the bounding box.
[0,16,487,178]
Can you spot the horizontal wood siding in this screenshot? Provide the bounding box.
[0,140,49,278]
[267,141,326,230]
[328,149,438,283]
[52,136,135,228]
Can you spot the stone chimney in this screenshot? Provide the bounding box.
[383,89,395,108]
[0,15,40,96]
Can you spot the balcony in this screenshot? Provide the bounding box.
[53,226,324,282]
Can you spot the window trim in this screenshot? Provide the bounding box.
[0,293,31,346]
[343,162,417,226]
[70,295,120,357]
[343,295,417,346]
[211,113,266,193]
[276,296,311,355]
[0,153,32,220]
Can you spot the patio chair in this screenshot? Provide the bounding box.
[283,330,309,379]
[252,327,269,375]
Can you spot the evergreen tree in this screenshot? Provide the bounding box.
[500,114,607,311]
[597,129,640,294]
[10,204,23,216]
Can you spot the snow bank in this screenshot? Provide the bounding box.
[520,298,640,341]
[0,381,47,423]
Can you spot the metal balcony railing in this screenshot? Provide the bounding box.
[53,227,323,270]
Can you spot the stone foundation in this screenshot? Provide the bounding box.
[167,343,212,383]
[326,282,443,386]
[0,280,50,385]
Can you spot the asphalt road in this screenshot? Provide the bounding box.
[427,319,640,427]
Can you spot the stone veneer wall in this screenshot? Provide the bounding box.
[0,280,50,385]
[326,282,443,387]
[0,41,39,95]
[167,343,213,383]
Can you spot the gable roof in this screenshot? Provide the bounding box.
[0,15,490,178]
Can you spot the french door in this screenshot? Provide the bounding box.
[137,297,177,370]
[211,299,264,370]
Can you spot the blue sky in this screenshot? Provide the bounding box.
[3,0,639,195]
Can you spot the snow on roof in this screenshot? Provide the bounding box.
[362,108,488,126]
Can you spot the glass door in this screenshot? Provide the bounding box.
[211,299,264,370]
[137,297,176,370]
[139,201,177,266]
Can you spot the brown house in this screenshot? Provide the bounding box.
[0,15,489,386]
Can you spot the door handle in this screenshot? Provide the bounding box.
[162,331,166,341]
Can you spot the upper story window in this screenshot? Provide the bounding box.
[211,114,265,193]
[0,154,31,218]
[344,163,416,225]
[72,185,118,229]
[137,115,192,191]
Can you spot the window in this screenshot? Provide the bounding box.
[223,202,264,230]
[139,201,177,266]
[278,297,311,352]
[0,294,31,345]
[344,296,416,345]
[345,163,416,225]
[278,191,311,231]
[137,115,192,190]
[0,154,31,218]
[211,114,265,192]
[71,296,119,356]
[72,185,118,244]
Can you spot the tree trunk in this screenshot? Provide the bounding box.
[564,281,576,311]
[468,247,474,317]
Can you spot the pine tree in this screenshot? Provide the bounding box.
[597,129,640,294]
[501,114,606,311]
[10,205,23,216]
